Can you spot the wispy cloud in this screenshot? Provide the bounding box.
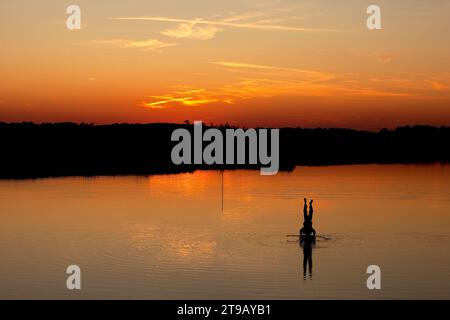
[143,89,219,108]
[368,74,450,94]
[141,61,425,109]
[112,5,337,43]
[112,16,339,33]
[211,61,335,81]
[375,53,399,63]
[142,79,415,109]
[221,10,273,23]
[427,80,448,91]
[161,23,222,40]
[93,38,177,51]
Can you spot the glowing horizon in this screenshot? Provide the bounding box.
[0,0,449,129]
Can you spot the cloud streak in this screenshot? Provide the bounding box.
[211,61,335,81]
[143,89,219,108]
[375,53,399,63]
[141,61,425,109]
[93,38,177,51]
[112,16,339,33]
[161,23,222,40]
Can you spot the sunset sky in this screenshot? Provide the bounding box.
[1,0,449,129]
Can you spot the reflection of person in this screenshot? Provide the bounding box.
[300,198,316,236]
[300,237,315,280]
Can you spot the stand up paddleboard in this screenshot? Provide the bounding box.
[285,231,316,240]
[299,229,316,241]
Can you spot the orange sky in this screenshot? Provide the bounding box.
[0,0,449,129]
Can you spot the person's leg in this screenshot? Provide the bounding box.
[309,199,314,220]
[303,254,307,279]
[303,198,308,221]
[308,251,313,276]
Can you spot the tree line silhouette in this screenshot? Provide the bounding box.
[1,122,449,179]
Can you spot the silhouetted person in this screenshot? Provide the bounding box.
[300,198,316,236]
[300,237,315,280]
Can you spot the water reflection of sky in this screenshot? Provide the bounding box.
[0,164,449,299]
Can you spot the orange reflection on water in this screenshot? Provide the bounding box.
[0,164,450,299]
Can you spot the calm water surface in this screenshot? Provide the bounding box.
[0,164,450,299]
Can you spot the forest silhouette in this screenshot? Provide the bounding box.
[1,122,449,179]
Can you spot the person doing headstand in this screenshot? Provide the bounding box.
[300,198,316,236]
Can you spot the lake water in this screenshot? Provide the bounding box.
[1,164,449,299]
